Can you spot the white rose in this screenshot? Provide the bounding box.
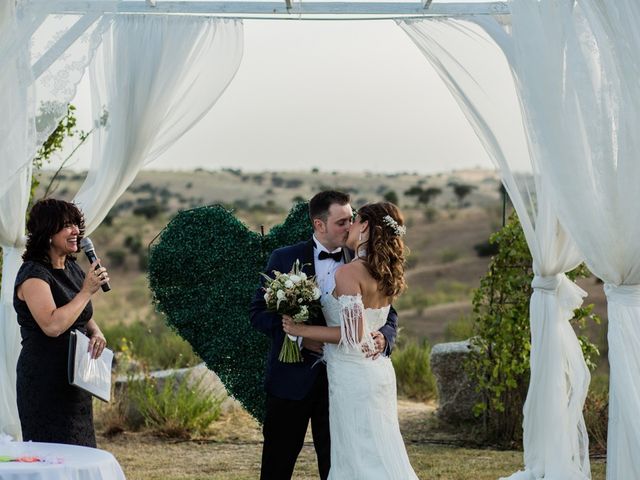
[290,274,301,283]
[299,272,307,281]
[313,287,321,300]
[276,290,286,300]
[285,280,294,289]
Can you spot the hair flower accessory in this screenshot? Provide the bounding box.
[383,215,406,237]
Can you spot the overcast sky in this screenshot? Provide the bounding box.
[69,4,498,174]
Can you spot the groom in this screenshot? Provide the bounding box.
[250,190,398,480]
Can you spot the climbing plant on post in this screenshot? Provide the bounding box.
[468,212,600,446]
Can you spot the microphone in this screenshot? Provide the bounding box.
[79,237,111,292]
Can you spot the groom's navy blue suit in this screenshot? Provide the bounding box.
[250,238,398,480]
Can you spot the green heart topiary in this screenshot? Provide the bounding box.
[148,203,312,423]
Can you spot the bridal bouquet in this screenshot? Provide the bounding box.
[261,259,321,363]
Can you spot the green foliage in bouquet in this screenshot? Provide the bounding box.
[148,203,312,423]
[468,212,600,447]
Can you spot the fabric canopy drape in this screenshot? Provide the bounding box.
[0,0,36,439]
[0,3,110,437]
[74,14,244,234]
[399,16,591,480]
[0,2,106,199]
[502,2,640,479]
[0,11,244,437]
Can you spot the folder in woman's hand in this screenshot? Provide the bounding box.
[68,330,114,402]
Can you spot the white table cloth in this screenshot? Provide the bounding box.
[0,442,125,479]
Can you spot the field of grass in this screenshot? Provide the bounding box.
[98,400,607,480]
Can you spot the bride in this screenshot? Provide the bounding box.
[283,201,418,480]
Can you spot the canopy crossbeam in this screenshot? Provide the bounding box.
[23,0,508,81]
[31,1,509,17]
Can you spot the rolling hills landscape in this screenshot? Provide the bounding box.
[34,165,608,361]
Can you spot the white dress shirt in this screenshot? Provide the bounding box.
[313,234,344,298]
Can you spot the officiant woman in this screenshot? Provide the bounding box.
[13,198,110,447]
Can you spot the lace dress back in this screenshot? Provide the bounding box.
[321,294,418,479]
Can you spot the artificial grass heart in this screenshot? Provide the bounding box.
[148,203,312,423]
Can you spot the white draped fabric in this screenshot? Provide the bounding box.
[503,3,640,479]
[74,14,244,233]
[0,10,244,437]
[403,2,640,477]
[0,1,106,436]
[30,14,109,151]
[0,3,106,198]
[0,0,34,439]
[399,17,591,479]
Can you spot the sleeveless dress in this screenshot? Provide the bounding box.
[322,294,418,479]
[13,259,96,447]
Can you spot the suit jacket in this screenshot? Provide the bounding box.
[249,239,398,400]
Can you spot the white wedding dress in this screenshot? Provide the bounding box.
[322,294,419,480]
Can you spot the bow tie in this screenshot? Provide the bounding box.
[318,250,343,262]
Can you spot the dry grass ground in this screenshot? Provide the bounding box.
[99,400,606,480]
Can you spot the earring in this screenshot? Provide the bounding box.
[49,238,52,244]
[358,231,362,242]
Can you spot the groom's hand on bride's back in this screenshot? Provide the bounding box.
[302,338,324,354]
[365,331,387,360]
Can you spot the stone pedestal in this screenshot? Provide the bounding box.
[430,340,481,423]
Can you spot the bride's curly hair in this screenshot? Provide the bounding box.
[356,202,407,299]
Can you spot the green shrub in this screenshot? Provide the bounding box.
[584,373,608,453]
[439,248,460,264]
[102,212,115,226]
[94,385,129,437]
[396,282,473,313]
[383,190,399,205]
[395,289,430,313]
[106,249,127,267]
[128,372,223,438]
[405,252,420,270]
[125,278,151,307]
[474,240,499,257]
[444,316,474,342]
[138,251,149,271]
[449,182,476,207]
[124,234,143,254]
[103,315,200,370]
[284,178,303,189]
[432,280,472,304]
[132,201,163,219]
[392,340,437,402]
[424,207,438,223]
[468,213,601,447]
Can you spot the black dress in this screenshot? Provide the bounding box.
[13,259,96,447]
